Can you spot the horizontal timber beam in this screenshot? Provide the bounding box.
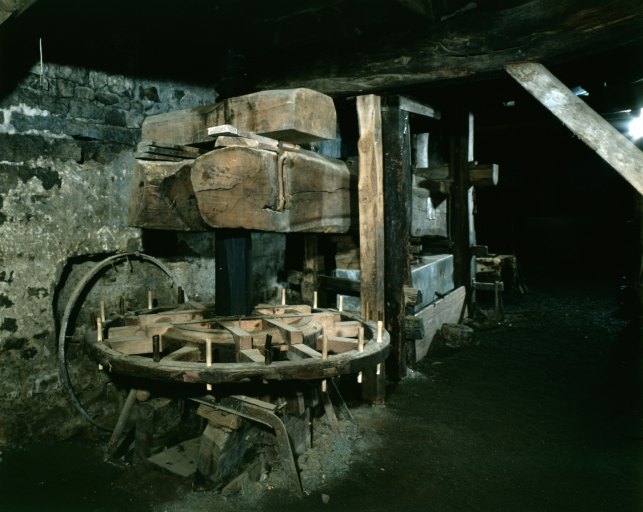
[256,0,643,96]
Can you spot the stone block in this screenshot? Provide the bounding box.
[104,108,126,127]
[0,134,81,163]
[75,86,95,101]
[33,372,60,394]
[57,80,75,98]
[69,100,103,120]
[102,125,139,145]
[96,91,120,105]
[11,112,65,134]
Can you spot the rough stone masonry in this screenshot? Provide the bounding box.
[0,62,219,445]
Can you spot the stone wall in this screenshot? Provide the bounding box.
[0,62,218,446]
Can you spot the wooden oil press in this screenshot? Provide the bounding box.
[60,88,389,496]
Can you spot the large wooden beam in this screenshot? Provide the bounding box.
[256,0,643,95]
[357,95,385,321]
[382,96,412,380]
[142,88,336,146]
[448,109,474,310]
[506,62,643,196]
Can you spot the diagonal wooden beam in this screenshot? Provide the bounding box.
[0,0,37,27]
[506,62,643,196]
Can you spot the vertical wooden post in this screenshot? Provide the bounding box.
[357,94,387,402]
[448,109,474,313]
[382,96,412,380]
[357,95,385,320]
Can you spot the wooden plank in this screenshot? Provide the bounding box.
[382,96,412,380]
[215,135,280,153]
[288,343,322,359]
[231,395,277,411]
[398,96,441,119]
[263,318,304,345]
[316,335,359,354]
[356,94,385,321]
[415,163,498,186]
[161,346,200,362]
[326,320,361,338]
[142,88,337,146]
[238,348,265,363]
[506,62,643,195]
[196,405,243,430]
[107,336,152,355]
[147,436,200,478]
[219,322,253,351]
[413,286,467,361]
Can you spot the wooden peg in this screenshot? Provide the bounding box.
[338,295,344,312]
[264,334,273,365]
[100,300,106,323]
[147,290,153,310]
[313,291,318,309]
[377,311,383,343]
[206,338,213,391]
[152,335,160,362]
[321,334,328,392]
[96,318,103,343]
[281,288,287,306]
[357,327,364,384]
[119,297,125,316]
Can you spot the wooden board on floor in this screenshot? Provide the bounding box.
[414,286,467,362]
[147,436,201,477]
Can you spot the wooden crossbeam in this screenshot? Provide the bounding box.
[506,62,643,196]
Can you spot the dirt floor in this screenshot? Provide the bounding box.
[1,274,641,511]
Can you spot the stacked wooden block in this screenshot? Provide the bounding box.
[128,88,352,233]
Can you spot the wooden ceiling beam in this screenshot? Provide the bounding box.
[256,0,643,96]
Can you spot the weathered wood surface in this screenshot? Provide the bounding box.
[413,286,467,362]
[382,96,412,380]
[506,62,643,195]
[87,310,390,384]
[415,163,498,186]
[448,110,474,306]
[141,88,336,146]
[128,159,208,231]
[191,146,352,233]
[136,141,203,161]
[411,186,447,238]
[257,0,643,95]
[357,95,385,321]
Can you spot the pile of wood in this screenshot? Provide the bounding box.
[128,88,354,233]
